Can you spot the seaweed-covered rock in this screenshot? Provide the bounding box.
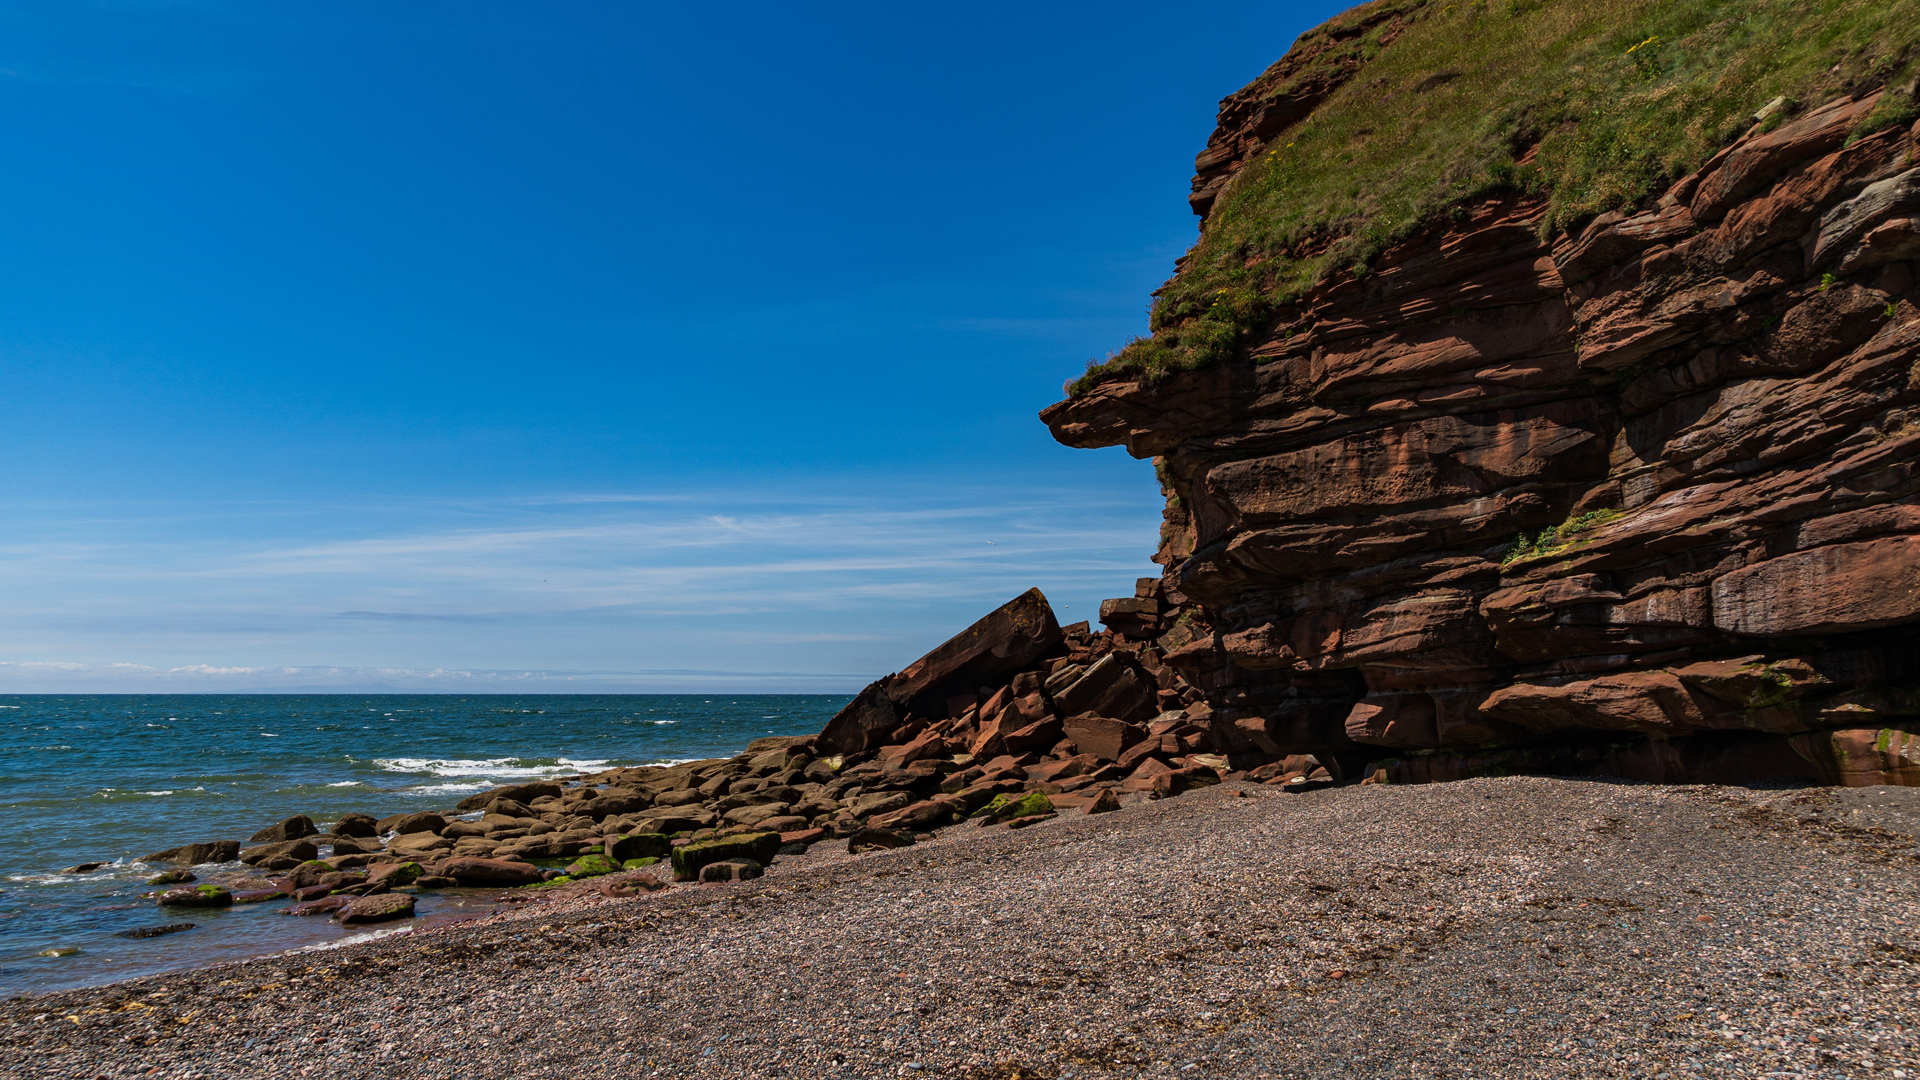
[146,869,195,885]
[158,885,232,908]
[564,853,618,878]
[367,861,424,888]
[975,791,1054,824]
[670,831,780,882]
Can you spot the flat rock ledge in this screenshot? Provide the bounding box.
[5,777,1920,1079]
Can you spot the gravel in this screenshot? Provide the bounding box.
[5,775,1918,1079]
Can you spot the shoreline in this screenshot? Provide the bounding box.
[5,776,1918,1078]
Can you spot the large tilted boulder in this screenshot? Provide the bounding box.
[456,782,563,812]
[818,588,1063,755]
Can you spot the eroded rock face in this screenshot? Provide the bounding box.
[1044,89,1920,786]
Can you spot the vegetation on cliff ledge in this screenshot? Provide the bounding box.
[1071,0,1920,396]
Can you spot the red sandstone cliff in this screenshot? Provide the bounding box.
[1043,76,1920,785]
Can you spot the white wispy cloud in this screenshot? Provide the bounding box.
[0,480,1162,690]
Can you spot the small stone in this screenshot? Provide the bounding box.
[61,862,108,874]
[36,947,81,957]
[146,870,196,885]
[413,876,459,889]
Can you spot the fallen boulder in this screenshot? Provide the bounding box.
[248,815,319,844]
[1062,714,1148,762]
[329,812,379,838]
[336,893,416,925]
[239,839,319,867]
[385,832,454,858]
[670,831,781,882]
[141,841,239,867]
[606,833,671,862]
[698,859,763,883]
[847,828,911,854]
[455,782,563,812]
[817,589,1064,755]
[374,812,446,837]
[437,857,544,886]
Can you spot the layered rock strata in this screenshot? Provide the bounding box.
[1042,84,1920,785]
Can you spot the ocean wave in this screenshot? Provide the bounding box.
[326,781,364,788]
[29,745,74,751]
[404,781,492,794]
[289,924,413,953]
[371,756,608,778]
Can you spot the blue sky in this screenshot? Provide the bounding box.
[0,0,1342,693]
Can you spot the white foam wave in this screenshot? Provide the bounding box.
[326,781,364,788]
[372,756,608,778]
[290,924,414,953]
[405,781,492,794]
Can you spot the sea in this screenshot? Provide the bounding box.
[0,693,841,996]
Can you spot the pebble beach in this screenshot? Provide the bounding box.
[5,775,1918,1079]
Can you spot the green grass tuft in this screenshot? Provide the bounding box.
[1502,508,1623,566]
[1072,0,1920,396]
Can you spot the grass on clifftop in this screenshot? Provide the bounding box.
[1072,0,1920,396]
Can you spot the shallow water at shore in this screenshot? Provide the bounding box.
[0,693,838,994]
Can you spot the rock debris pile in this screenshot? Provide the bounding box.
[116,585,1342,932]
